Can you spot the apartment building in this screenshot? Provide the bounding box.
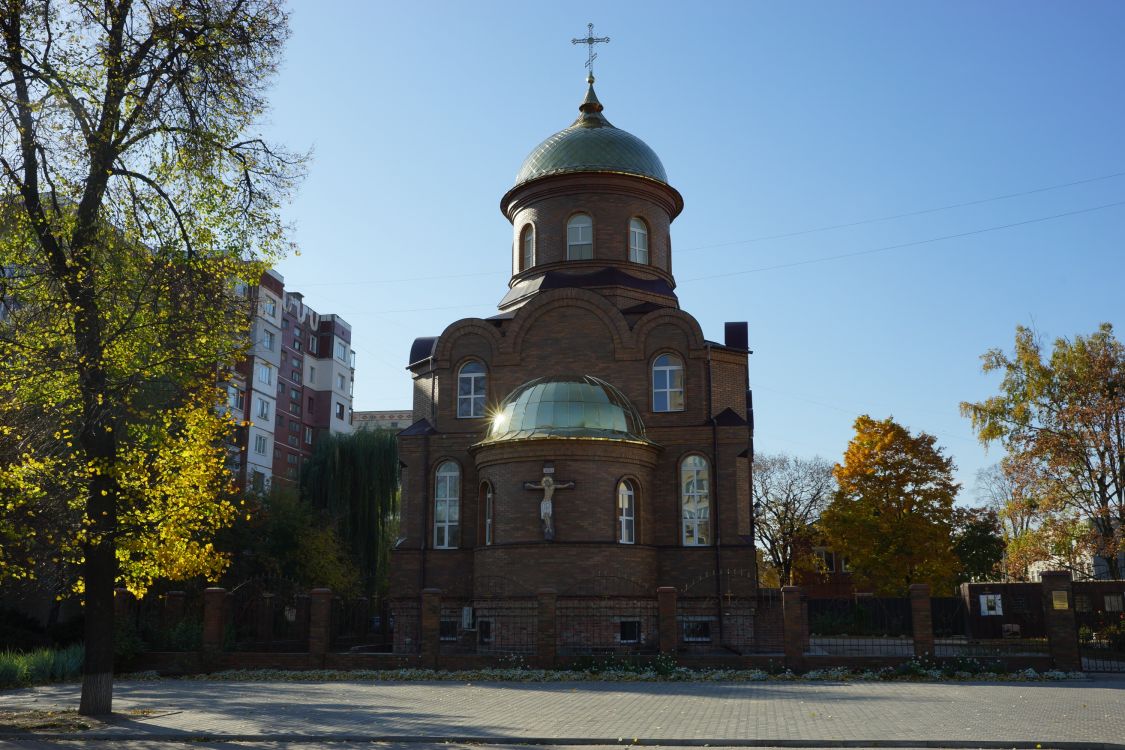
[228,269,356,493]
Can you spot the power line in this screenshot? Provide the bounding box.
[681,198,1125,283]
[292,170,1125,287]
[677,170,1125,253]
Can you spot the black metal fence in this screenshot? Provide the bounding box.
[228,578,310,652]
[806,596,914,657]
[558,597,659,655]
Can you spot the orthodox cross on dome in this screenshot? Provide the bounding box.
[523,470,575,542]
[571,22,610,79]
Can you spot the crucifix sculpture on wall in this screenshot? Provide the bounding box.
[523,471,575,541]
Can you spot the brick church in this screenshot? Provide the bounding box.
[389,68,761,654]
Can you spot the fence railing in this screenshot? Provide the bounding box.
[117,571,1110,674]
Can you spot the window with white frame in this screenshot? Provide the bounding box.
[629,217,649,264]
[652,354,685,412]
[256,363,273,385]
[256,398,270,420]
[566,214,593,259]
[262,296,277,318]
[335,341,347,362]
[483,483,494,546]
[253,434,268,454]
[457,361,487,418]
[619,620,641,643]
[335,402,345,420]
[680,455,710,545]
[309,335,317,354]
[304,426,313,444]
[261,329,275,351]
[228,387,245,412]
[336,373,346,391]
[433,461,460,549]
[617,480,635,544]
[681,617,713,642]
[521,224,534,270]
[1106,593,1124,612]
[979,593,1003,616]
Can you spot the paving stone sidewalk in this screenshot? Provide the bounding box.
[1,676,1124,747]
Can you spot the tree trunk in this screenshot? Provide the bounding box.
[78,539,115,715]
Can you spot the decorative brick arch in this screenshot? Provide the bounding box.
[632,308,707,354]
[501,288,634,357]
[432,317,504,368]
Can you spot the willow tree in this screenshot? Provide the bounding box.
[302,429,399,597]
[0,0,300,714]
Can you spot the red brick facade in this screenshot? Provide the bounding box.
[389,81,759,653]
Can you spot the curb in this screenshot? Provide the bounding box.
[0,736,1121,749]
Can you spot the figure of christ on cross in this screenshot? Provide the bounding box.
[523,473,575,541]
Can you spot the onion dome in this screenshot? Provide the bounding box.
[513,75,668,188]
[482,375,650,444]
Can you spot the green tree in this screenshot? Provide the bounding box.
[0,0,300,714]
[961,324,1125,580]
[951,506,1004,584]
[219,487,360,597]
[302,429,399,596]
[752,453,835,586]
[819,415,960,595]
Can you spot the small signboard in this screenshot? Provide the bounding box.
[1052,590,1070,610]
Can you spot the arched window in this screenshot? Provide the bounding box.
[652,353,685,412]
[521,224,535,271]
[457,360,486,418]
[566,214,593,260]
[680,455,710,546]
[482,482,494,546]
[617,480,636,544]
[434,461,460,548]
[629,218,649,264]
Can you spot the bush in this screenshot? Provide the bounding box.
[0,644,83,688]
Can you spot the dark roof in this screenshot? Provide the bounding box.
[398,419,437,437]
[713,407,748,427]
[408,336,438,367]
[499,268,676,308]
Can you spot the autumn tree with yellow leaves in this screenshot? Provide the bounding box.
[962,324,1125,581]
[819,416,960,596]
[0,0,301,714]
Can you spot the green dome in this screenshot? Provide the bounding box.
[482,375,649,444]
[513,81,667,187]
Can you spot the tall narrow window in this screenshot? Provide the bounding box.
[566,214,593,260]
[617,480,636,544]
[483,483,494,546]
[457,361,487,418]
[629,218,649,264]
[652,354,685,412]
[681,455,710,546]
[521,225,535,271]
[434,461,460,549]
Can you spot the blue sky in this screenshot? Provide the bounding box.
[264,1,1125,499]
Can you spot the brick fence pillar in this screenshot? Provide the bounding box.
[910,583,934,658]
[537,588,558,669]
[657,587,678,655]
[782,585,806,672]
[308,588,333,660]
[163,591,186,630]
[420,588,442,670]
[1040,570,1080,671]
[202,587,227,652]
